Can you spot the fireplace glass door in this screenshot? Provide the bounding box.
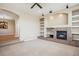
[57,31,67,40]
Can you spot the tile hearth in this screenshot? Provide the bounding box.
[39,37,79,47]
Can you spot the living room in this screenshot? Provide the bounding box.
[0,3,79,56]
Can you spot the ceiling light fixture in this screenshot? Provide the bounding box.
[41,13,45,18]
[42,13,44,16]
[49,10,52,13]
[49,10,54,19]
[66,4,69,9]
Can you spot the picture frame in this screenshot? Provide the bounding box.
[0,21,8,29]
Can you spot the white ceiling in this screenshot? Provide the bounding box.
[0,3,78,16]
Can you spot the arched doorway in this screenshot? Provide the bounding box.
[0,9,19,42]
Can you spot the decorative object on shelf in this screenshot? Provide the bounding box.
[0,21,8,29]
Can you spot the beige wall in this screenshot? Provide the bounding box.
[46,13,68,27]
[0,20,15,35]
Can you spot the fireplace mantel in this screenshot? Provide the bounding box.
[46,25,70,28]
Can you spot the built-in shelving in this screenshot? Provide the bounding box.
[71,26,79,27]
[72,20,79,23]
[40,18,44,37]
[71,9,79,40]
[72,15,79,18]
[72,32,79,35]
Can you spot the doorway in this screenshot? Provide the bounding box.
[0,9,19,43]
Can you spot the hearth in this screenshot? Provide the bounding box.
[56,31,67,40]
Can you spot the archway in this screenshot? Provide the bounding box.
[0,9,19,42]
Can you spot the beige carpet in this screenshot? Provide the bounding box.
[0,39,79,56]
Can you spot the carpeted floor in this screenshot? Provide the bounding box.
[0,39,79,56]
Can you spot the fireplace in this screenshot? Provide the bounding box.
[56,31,67,40]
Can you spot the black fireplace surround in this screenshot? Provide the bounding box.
[56,31,67,40]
